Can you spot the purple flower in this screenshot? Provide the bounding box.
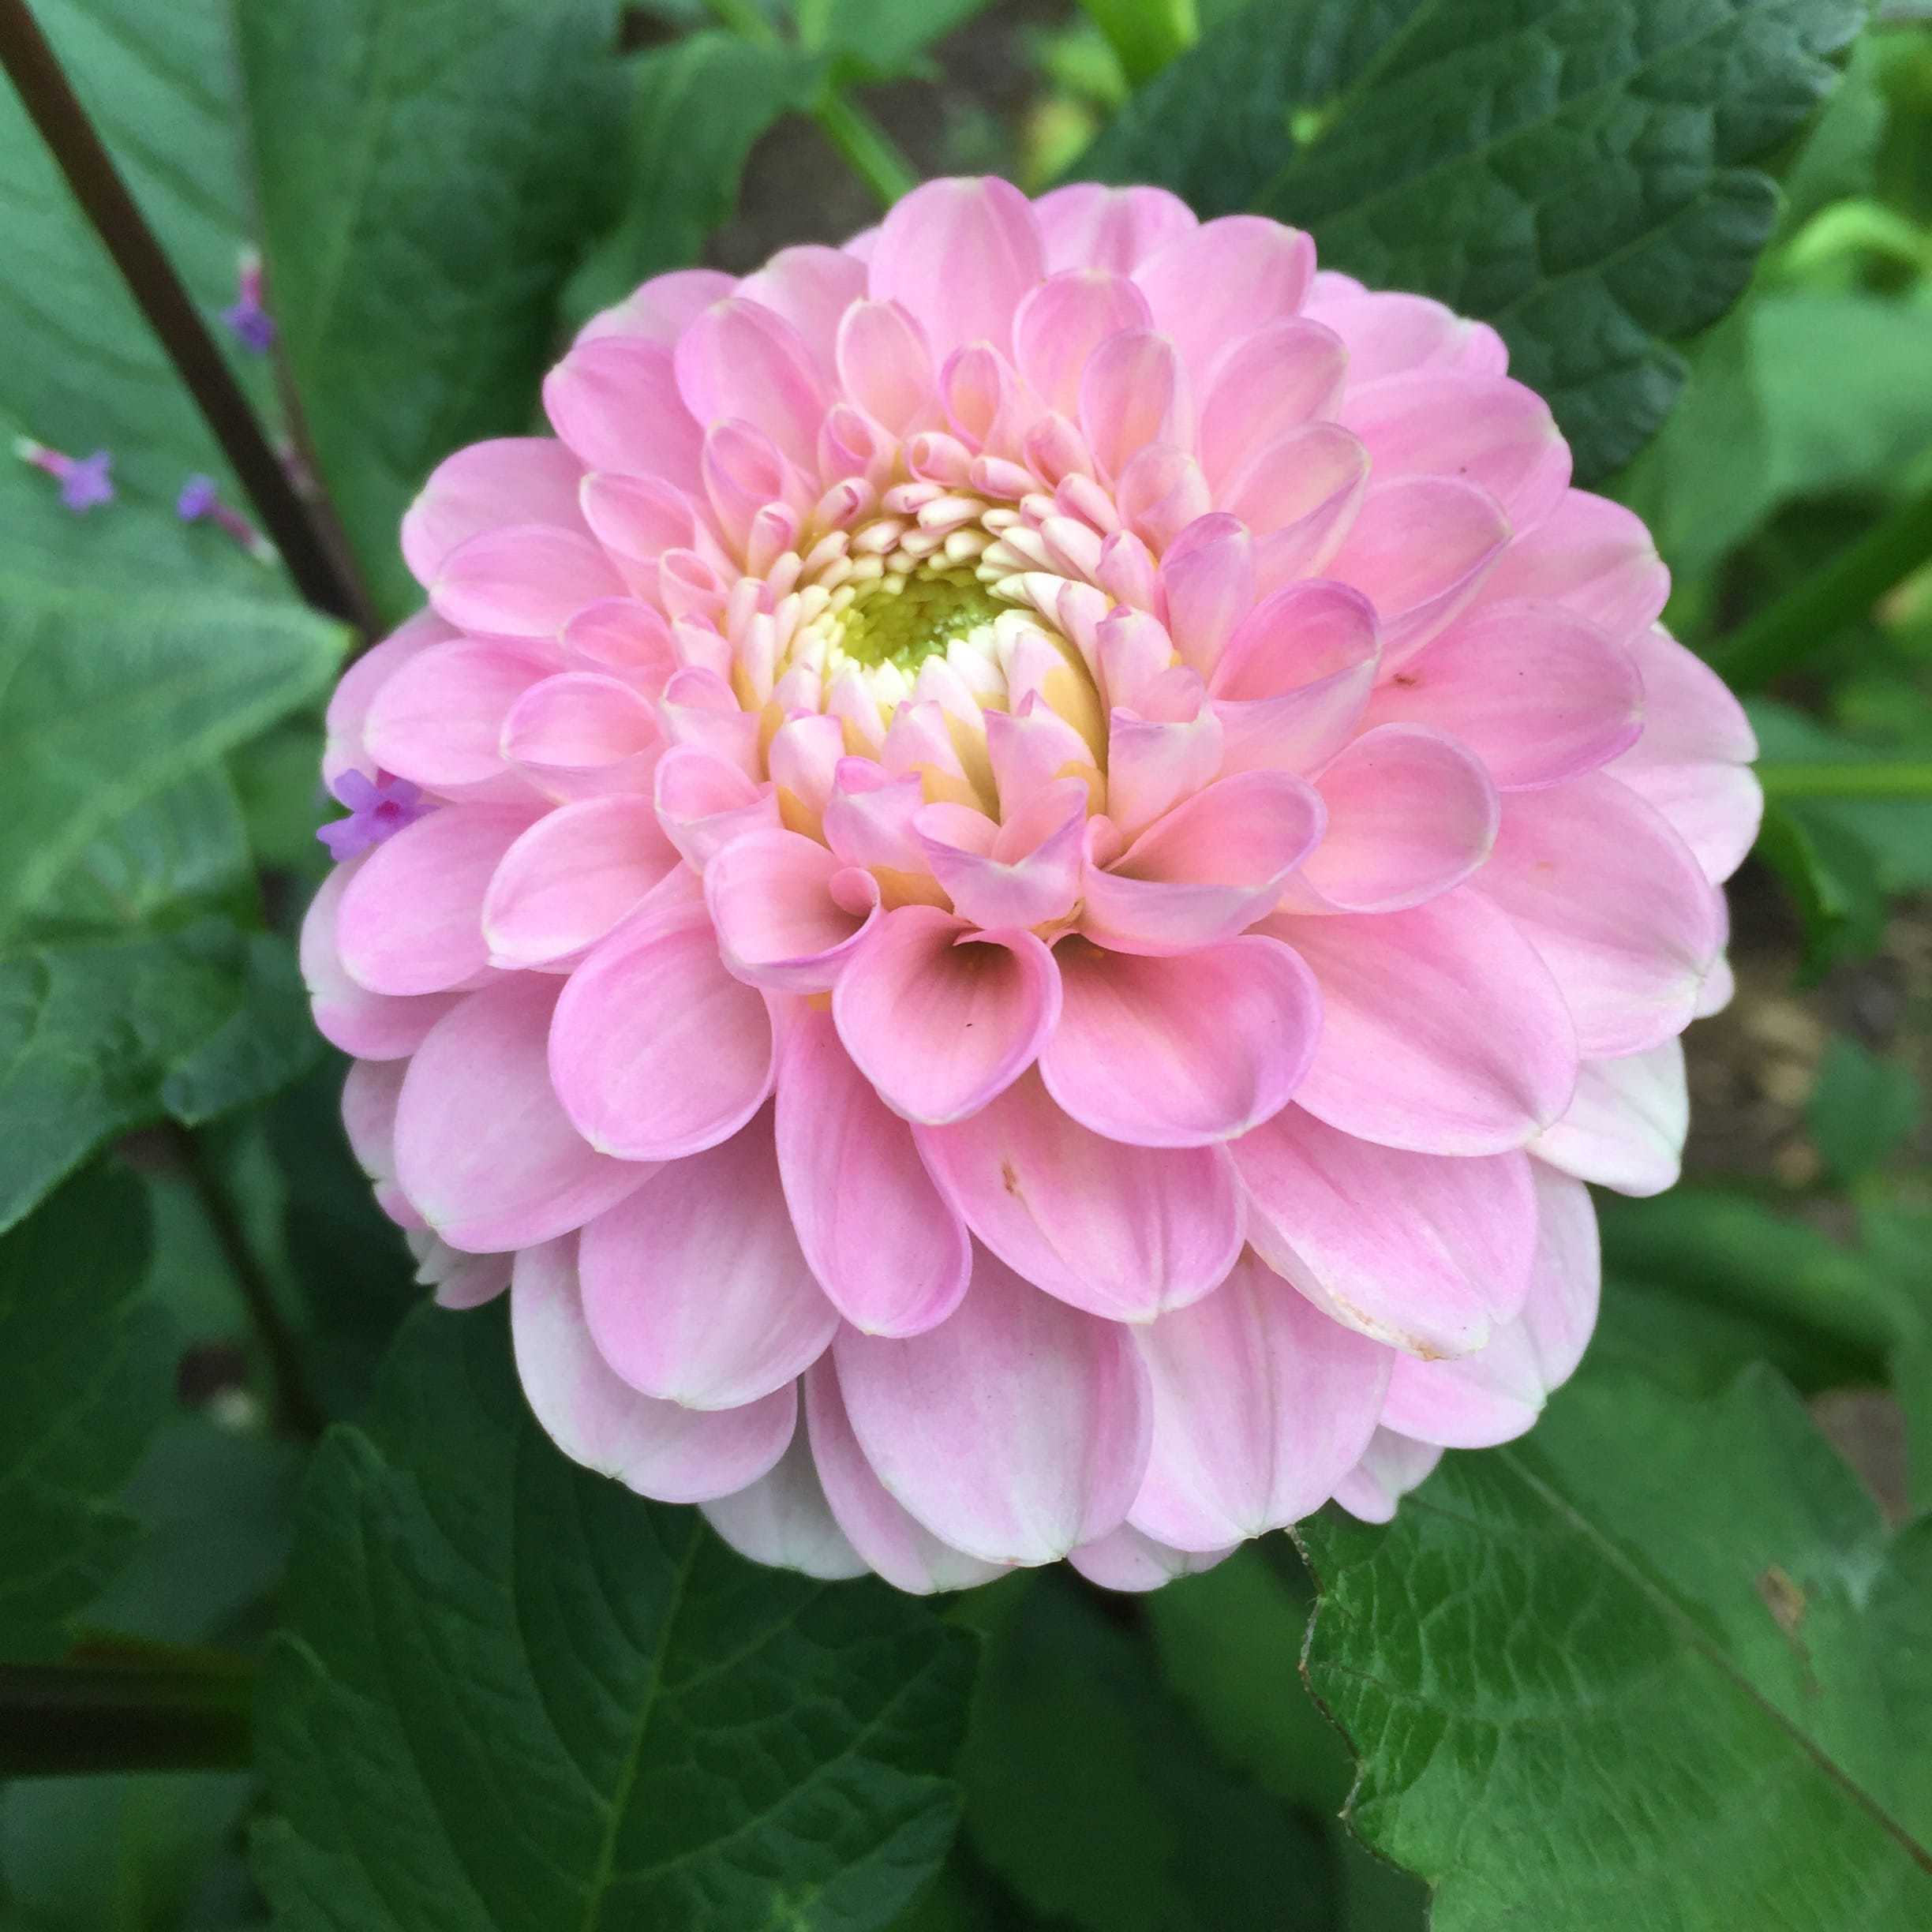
[221,251,275,354]
[176,474,219,521]
[176,473,276,564]
[15,438,114,513]
[318,769,430,862]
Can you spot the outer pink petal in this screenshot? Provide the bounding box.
[868,176,1046,361]
[361,639,552,789]
[675,297,828,471]
[543,337,705,486]
[1616,761,1763,889]
[1199,319,1349,487]
[835,299,938,435]
[481,796,677,968]
[1379,1166,1599,1447]
[1080,329,1195,484]
[705,828,879,991]
[1012,270,1151,417]
[1211,580,1380,778]
[1278,891,1578,1155]
[915,1070,1244,1322]
[653,745,779,869]
[833,908,1060,1126]
[1133,215,1316,386]
[775,1009,971,1337]
[578,1106,837,1408]
[394,976,648,1252]
[1040,936,1320,1148]
[701,1427,867,1580]
[736,244,868,377]
[577,267,734,346]
[336,806,538,995]
[1301,288,1507,384]
[1069,1524,1234,1592]
[1530,1039,1687,1196]
[430,525,624,640]
[323,612,455,788]
[410,1234,509,1308]
[1129,1250,1391,1549]
[401,438,588,587]
[302,863,459,1059]
[511,1237,796,1502]
[834,1248,1152,1566]
[1475,773,1723,1057]
[804,1361,1005,1593]
[1331,1429,1442,1524]
[1466,489,1668,644]
[1234,1106,1537,1357]
[1222,421,1369,566]
[1032,182,1196,273]
[550,904,775,1160]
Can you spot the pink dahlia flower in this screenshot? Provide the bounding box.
[306,178,1761,1592]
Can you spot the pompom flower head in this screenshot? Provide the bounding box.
[307,178,1760,1592]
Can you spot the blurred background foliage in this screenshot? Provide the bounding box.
[2,2,1931,1927]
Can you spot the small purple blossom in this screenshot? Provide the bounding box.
[318,769,431,862]
[176,474,219,521]
[220,250,275,354]
[15,437,114,513]
[176,473,277,564]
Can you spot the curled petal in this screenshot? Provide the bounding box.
[431,525,623,640]
[706,828,880,991]
[915,780,1086,930]
[1080,329,1195,483]
[1211,580,1380,777]
[1200,319,1349,486]
[676,298,828,470]
[1013,270,1151,416]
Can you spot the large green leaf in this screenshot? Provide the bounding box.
[0,1165,170,1659]
[1079,0,1866,481]
[235,0,628,623]
[1297,1362,1932,1928]
[253,1304,976,1931]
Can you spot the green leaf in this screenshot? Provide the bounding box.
[0,919,320,1234]
[1078,0,1867,481]
[1809,1035,1923,1181]
[0,580,343,942]
[807,0,996,78]
[0,0,286,596]
[0,1165,170,1659]
[565,32,826,324]
[235,0,629,622]
[1298,1362,1932,1929]
[253,1304,975,1931]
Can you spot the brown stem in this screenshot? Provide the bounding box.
[0,0,374,635]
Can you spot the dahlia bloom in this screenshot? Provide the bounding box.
[305,177,1760,1592]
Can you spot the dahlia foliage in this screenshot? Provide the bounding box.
[305,177,1760,1592]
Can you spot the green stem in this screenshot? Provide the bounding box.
[703,0,775,41]
[1,1643,255,1777]
[1077,0,1198,86]
[811,89,919,208]
[1712,475,1932,689]
[1758,761,1932,801]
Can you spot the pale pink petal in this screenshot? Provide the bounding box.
[1363,599,1643,790]
[653,745,779,869]
[511,1237,796,1501]
[1331,1429,1442,1523]
[1379,1166,1599,1446]
[985,700,1103,820]
[834,1249,1151,1566]
[1080,330,1195,483]
[401,438,587,586]
[1041,936,1320,1147]
[1234,1107,1537,1357]
[1466,490,1668,644]
[1300,289,1507,384]
[702,1427,867,1580]
[804,1361,1005,1592]
[1475,773,1723,1057]
[482,796,677,968]
[1157,514,1253,678]
[1287,723,1497,914]
[868,176,1046,361]
[577,267,735,345]
[775,1008,971,1336]
[562,598,680,691]
[1530,1039,1687,1196]
[301,864,459,1059]
[542,337,704,485]
[1133,216,1316,385]
[1278,891,1578,1155]
[341,1057,405,1185]
[706,828,880,991]
[1069,1524,1234,1592]
[394,976,648,1252]
[1130,1250,1391,1548]
[833,908,1060,1125]
[500,672,661,798]
[1114,442,1211,550]
[916,1070,1244,1322]
[336,806,538,995]
[362,640,553,790]
[1616,760,1764,888]
[1105,687,1224,841]
[1211,580,1380,778]
[1698,954,1735,1018]
[1012,271,1151,417]
[835,299,937,434]
[1032,182,1196,273]
[431,525,623,639]
[915,780,1086,930]
[578,1109,837,1408]
[410,1234,510,1309]
[736,245,868,377]
[1199,320,1349,487]
[676,297,828,470]
[1222,422,1369,570]
[550,904,773,1160]
[323,612,455,788]
[578,474,701,589]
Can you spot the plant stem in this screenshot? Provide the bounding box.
[0,0,373,635]
[1,1643,255,1777]
[812,88,919,207]
[1758,761,1932,801]
[1712,475,1932,689]
[167,1123,325,1439]
[1077,0,1198,86]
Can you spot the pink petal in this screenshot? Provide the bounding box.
[1079,330,1195,483]
[549,902,773,1160]
[578,473,701,588]
[431,525,624,639]
[301,863,459,1059]
[1083,769,1326,954]
[411,1235,509,1309]
[653,745,780,869]
[775,1009,971,1336]
[1130,1250,1391,1548]
[561,598,680,691]
[804,1360,1005,1593]
[341,1055,405,1185]
[675,298,828,471]
[578,1108,837,1408]
[1279,890,1578,1155]
[1069,1524,1234,1592]
[323,612,454,788]
[511,1236,796,1501]
[1012,271,1151,416]
[500,672,661,798]
[335,806,538,995]
[835,299,937,435]
[1331,1429,1442,1524]
[401,438,587,586]
[1222,421,1369,565]
[1199,319,1349,487]
[1617,760,1763,889]
[1466,489,1668,644]
[1040,935,1320,1147]
[482,796,677,968]
[736,244,868,377]
[915,780,1087,930]
[1105,687,1224,841]
[577,267,734,346]
[1158,514,1254,678]
[705,828,880,991]
[1530,1039,1688,1196]
[1474,773,1722,1058]
[394,976,648,1252]
[869,176,1046,362]
[542,337,704,486]
[1300,289,1507,384]
[1234,1106,1537,1357]
[1211,580,1380,778]
[1032,182,1196,273]
[920,1069,1244,1325]
[1364,598,1644,790]
[702,1428,867,1580]
[833,907,1061,1125]
[1339,370,1571,526]
[361,639,552,790]
[1288,723,1497,914]
[986,701,1103,820]
[1133,216,1316,386]
[1379,1166,1599,1446]
[833,1248,1152,1565]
